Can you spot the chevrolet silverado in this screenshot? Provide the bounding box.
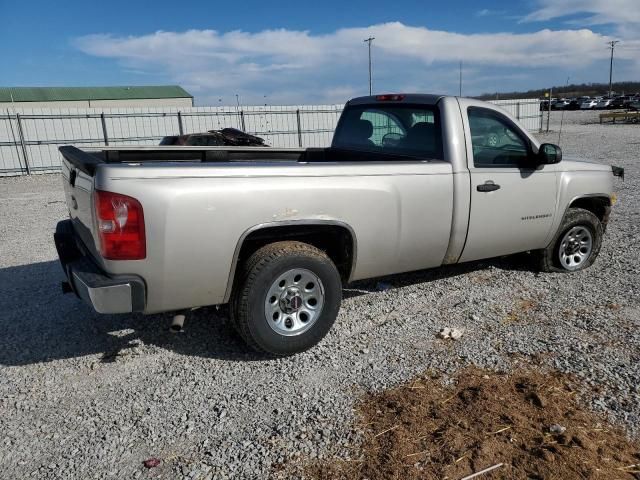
[55,94,623,355]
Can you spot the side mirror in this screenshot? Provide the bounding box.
[537,143,562,164]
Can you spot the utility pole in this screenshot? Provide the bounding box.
[546,87,552,133]
[558,77,570,145]
[607,40,620,98]
[364,37,375,95]
[458,61,463,97]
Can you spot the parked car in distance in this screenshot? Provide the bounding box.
[55,93,624,355]
[580,98,599,109]
[627,101,640,111]
[608,97,628,109]
[160,128,267,147]
[553,99,570,110]
[567,99,582,110]
[596,98,613,109]
[540,98,556,111]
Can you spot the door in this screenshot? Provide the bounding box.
[459,106,557,262]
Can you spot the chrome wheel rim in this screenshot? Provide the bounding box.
[264,268,324,336]
[558,226,593,270]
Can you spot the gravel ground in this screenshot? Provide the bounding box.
[0,110,638,479]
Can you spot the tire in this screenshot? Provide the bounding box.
[230,241,342,356]
[538,208,603,273]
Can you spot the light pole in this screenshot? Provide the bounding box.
[364,37,375,95]
[607,40,620,98]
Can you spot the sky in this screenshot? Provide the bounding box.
[1,0,639,105]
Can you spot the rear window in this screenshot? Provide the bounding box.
[332,105,443,160]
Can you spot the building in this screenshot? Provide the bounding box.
[0,85,194,108]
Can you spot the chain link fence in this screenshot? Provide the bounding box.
[0,100,541,176]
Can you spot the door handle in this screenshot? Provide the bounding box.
[477,181,501,192]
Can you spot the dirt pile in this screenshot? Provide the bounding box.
[309,368,640,479]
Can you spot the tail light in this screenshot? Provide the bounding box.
[94,190,146,260]
[376,94,406,101]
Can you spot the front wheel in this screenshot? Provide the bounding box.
[538,208,603,273]
[230,241,342,356]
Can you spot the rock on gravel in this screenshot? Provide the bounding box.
[437,327,464,340]
[0,110,638,479]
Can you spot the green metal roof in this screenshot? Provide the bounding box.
[0,86,193,103]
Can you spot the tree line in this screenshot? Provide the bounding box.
[475,81,640,100]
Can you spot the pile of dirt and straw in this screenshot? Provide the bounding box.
[308,368,640,479]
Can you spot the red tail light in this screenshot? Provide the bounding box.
[376,94,406,101]
[94,190,146,260]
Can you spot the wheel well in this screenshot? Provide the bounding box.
[235,223,356,282]
[569,196,611,222]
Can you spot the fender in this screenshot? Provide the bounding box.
[544,193,612,247]
[222,219,358,303]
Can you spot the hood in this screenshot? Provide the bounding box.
[560,155,612,173]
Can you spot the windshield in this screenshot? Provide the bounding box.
[332,104,443,160]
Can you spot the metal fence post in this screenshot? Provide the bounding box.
[100,113,109,145]
[177,111,184,135]
[539,107,544,132]
[15,113,31,175]
[296,109,303,147]
[516,102,521,121]
[239,110,246,132]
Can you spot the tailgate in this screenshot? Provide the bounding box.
[59,146,104,260]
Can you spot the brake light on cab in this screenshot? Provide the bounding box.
[376,94,406,101]
[94,190,146,260]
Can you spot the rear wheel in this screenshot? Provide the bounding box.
[230,241,342,356]
[538,208,603,273]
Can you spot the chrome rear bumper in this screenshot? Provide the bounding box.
[54,220,146,314]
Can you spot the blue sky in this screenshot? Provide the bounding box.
[1,0,639,104]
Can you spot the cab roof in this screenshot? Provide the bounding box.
[347,93,445,106]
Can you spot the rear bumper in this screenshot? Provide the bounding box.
[54,220,146,314]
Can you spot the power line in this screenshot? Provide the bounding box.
[607,40,620,98]
[364,37,375,96]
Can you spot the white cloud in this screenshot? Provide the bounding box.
[522,0,640,27]
[476,9,506,17]
[75,21,640,104]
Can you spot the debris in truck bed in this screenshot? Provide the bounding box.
[159,127,267,146]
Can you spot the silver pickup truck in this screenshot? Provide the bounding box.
[55,94,623,355]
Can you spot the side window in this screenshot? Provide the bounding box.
[468,107,530,167]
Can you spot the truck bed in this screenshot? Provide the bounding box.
[59,145,440,176]
[59,145,318,175]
